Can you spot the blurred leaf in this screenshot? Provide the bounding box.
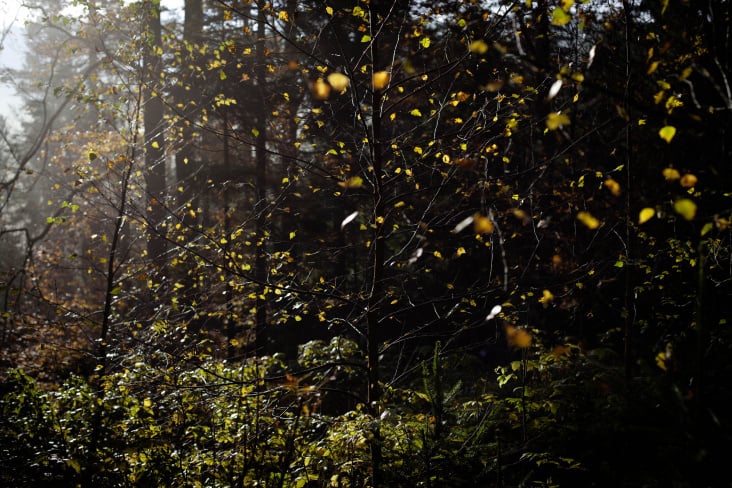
[674,199,697,220]
[372,71,390,90]
[469,40,488,54]
[639,207,655,224]
[473,213,494,234]
[311,78,331,99]
[338,176,363,189]
[680,173,697,188]
[663,167,681,180]
[327,72,350,93]
[341,211,359,229]
[546,112,570,130]
[505,325,532,348]
[551,7,571,26]
[577,211,600,229]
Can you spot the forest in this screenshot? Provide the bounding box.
[0,0,730,486]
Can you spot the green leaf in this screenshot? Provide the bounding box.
[551,7,571,26]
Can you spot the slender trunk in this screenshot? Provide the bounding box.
[143,0,167,268]
[367,6,385,485]
[254,1,268,354]
[621,0,635,386]
[175,0,203,222]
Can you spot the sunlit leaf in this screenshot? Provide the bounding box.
[539,289,555,304]
[551,7,571,26]
[420,37,431,48]
[547,79,562,100]
[408,247,423,264]
[327,72,350,93]
[278,10,289,22]
[604,178,621,196]
[473,213,494,234]
[361,34,371,43]
[338,176,363,189]
[638,207,655,224]
[485,305,502,321]
[663,167,680,180]
[546,112,570,130]
[659,125,676,143]
[674,198,697,220]
[311,78,331,99]
[701,222,714,236]
[469,40,489,54]
[326,5,333,16]
[341,211,359,229]
[680,173,698,188]
[372,71,390,90]
[452,215,474,233]
[587,44,597,67]
[505,325,532,348]
[410,108,422,117]
[577,211,600,229]
[655,351,668,371]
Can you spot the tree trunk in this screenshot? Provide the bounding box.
[143,0,167,269]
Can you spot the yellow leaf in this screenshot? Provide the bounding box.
[326,5,333,16]
[278,10,289,22]
[551,7,571,26]
[473,213,494,234]
[701,222,714,236]
[655,351,668,371]
[546,112,570,130]
[372,71,390,90]
[673,199,697,220]
[577,211,600,229]
[420,37,431,48]
[468,40,489,54]
[410,108,422,117]
[680,173,697,188]
[151,141,159,149]
[505,325,532,348]
[338,176,364,189]
[662,167,680,180]
[311,78,331,99]
[638,207,655,224]
[604,178,621,196]
[456,246,466,257]
[539,289,555,304]
[659,125,676,143]
[647,60,660,75]
[327,72,350,93]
